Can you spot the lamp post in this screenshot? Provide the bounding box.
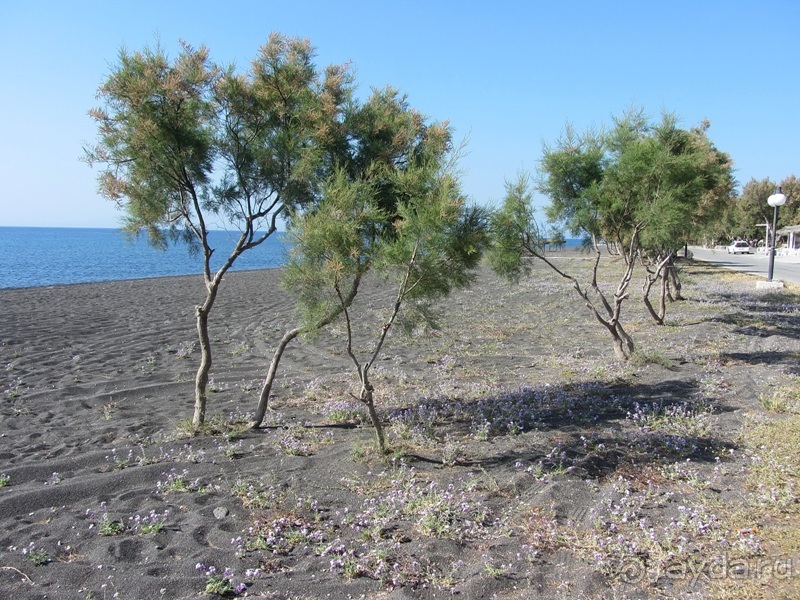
[767,187,787,282]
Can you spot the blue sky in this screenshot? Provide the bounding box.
[1,0,798,228]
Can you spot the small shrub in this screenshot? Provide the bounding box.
[196,564,247,596]
[130,509,170,534]
[482,555,510,579]
[217,435,244,459]
[278,425,313,456]
[21,543,50,566]
[208,378,230,393]
[629,349,673,368]
[175,341,195,359]
[320,399,368,424]
[98,513,126,536]
[102,401,117,420]
[229,340,250,356]
[231,478,279,510]
[4,377,26,398]
[156,468,193,493]
[440,435,465,467]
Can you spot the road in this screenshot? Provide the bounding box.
[688,246,800,286]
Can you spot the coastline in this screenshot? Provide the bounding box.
[0,265,283,292]
[0,227,289,290]
[0,243,590,292]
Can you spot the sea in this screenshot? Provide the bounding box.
[0,227,289,290]
[0,227,586,290]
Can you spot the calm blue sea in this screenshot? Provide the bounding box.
[0,227,289,289]
[0,227,586,290]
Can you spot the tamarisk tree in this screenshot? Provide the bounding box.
[249,87,459,427]
[489,108,733,359]
[282,137,487,453]
[85,35,353,427]
[636,117,734,324]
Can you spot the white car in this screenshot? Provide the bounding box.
[727,241,751,254]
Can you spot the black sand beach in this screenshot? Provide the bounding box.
[2,258,799,599]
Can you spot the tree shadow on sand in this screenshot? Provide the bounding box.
[387,376,738,481]
[691,287,800,340]
[719,350,800,373]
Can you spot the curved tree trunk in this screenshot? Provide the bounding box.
[335,253,414,454]
[641,253,672,326]
[249,327,300,428]
[249,272,365,429]
[190,237,242,428]
[615,321,635,357]
[658,268,668,318]
[531,247,636,362]
[610,334,630,362]
[599,318,633,361]
[192,280,221,428]
[642,274,663,326]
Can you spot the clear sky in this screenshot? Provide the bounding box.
[1,0,798,228]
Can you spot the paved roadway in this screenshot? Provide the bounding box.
[688,246,800,286]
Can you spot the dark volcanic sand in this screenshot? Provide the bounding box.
[1,257,799,599]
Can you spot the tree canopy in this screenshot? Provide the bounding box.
[539,110,734,261]
[85,35,355,427]
[490,109,735,359]
[282,137,488,452]
[248,87,464,427]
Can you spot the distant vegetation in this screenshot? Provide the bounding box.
[708,175,799,246]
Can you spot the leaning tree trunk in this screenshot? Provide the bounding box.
[186,192,277,429]
[531,248,635,361]
[598,318,633,362]
[338,254,415,455]
[249,327,300,428]
[658,268,668,319]
[614,321,635,357]
[604,242,636,359]
[642,273,664,326]
[193,306,212,428]
[249,273,364,429]
[665,273,675,303]
[190,241,239,428]
[642,253,672,326]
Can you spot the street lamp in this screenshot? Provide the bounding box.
[767,187,787,282]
